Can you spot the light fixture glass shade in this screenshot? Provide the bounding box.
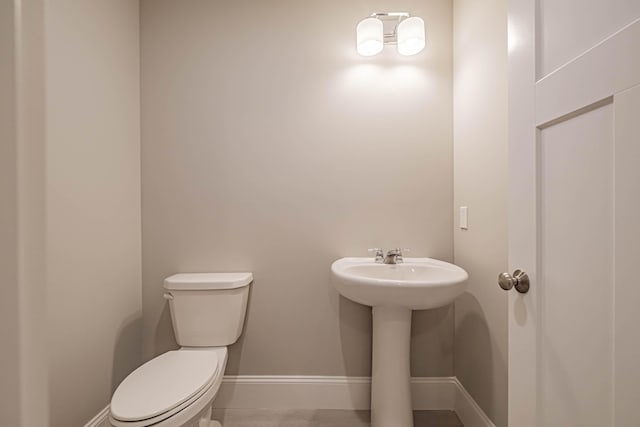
[397,17,425,56]
[356,17,383,56]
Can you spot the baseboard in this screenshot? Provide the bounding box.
[215,375,374,410]
[215,376,457,411]
[85,376,494,427]
[452,377,497,427]
[84,405,110,427]
[216,375,494,426]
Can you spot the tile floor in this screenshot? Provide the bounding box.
[210,409,463,427]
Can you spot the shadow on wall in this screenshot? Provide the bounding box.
[153,302,179,358]
[454,292,497,411]
[412,305,454,377]
[111,313,144,394]
[225,283,254,375]
[338,296,372,377]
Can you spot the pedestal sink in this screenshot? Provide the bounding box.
[331,257,469,427]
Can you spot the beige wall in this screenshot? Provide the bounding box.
[2,1,49,425]
[452,0,508,426]
[140,0,454,377]
[0,1,21,424]
[44,1,142,426]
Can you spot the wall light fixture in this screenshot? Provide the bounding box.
[356,12,425,57]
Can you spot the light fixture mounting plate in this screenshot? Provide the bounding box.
[369,12,410,44]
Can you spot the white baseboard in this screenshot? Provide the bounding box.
[86,376,494,427]
[215,376,457,411]
[84,405,110,427]
[216,375,495,426]
[215,375,373,410]
[452,377,497,427]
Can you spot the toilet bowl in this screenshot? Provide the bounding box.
[110,347,226,427]
[109,273,252,427]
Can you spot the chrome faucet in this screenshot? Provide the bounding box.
[368,248,384,263]
[369,248,407,264]
[383,248,404,264]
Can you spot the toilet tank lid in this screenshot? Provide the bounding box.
[164,273,253,290]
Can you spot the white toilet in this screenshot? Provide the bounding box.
[109,272,252,427]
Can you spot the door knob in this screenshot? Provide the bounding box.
[498,269,529,293]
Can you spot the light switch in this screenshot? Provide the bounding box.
[459,206,468,230]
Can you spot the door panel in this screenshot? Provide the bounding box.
[508,0,640,425]
[536,19,640,126]
[613,85,640,426]
[538,104,614,426]
[538,0,640,76]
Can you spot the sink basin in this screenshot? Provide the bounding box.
[330,256,468,427]
[331,257,468,310]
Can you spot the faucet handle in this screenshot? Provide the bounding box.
[368,248,384,263]
[392,248,410,263]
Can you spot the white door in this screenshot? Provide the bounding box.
[507,1,640,426]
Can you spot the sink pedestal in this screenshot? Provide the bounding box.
[371,306,413,427]
[331,257,469,427]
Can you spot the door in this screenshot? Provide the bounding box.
[507,1,640,426]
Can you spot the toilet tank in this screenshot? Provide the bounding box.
[163,273,252,347]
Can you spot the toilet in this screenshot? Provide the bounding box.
[109,272,252,427]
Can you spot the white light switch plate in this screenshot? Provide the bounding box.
[459,206,468,230]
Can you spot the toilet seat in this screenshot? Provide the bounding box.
[110,348,223,427]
